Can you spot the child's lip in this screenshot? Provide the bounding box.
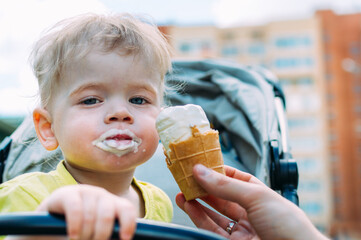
[96,129,140,143]
[106,134,133,141]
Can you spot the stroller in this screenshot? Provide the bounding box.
[0,59,299,237]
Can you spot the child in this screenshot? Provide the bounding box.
[0,12,173,240]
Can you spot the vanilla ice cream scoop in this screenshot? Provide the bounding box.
[156,104,211,155]
[156,104,225,200]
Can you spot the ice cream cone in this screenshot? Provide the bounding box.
[165,126,225,200]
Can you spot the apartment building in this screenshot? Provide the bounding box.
[162,10,361,237]
[316,10,361,238]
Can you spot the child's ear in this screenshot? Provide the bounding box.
[33,107,59,151]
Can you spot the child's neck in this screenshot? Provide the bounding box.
[63,161,145,217]
[64,161,135,196]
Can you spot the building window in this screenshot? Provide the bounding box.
[297,77,313,86]
[349,42,360,56]
[300,202,323,215]
[279,77,313,89]
[274,57,314,69]
[334,196,341,204]
[353,85,361,94]
[355,122,361,134]
[279,78,293,86]
[298,181,321,191]
[324,54,332,62]
[326,93,335,102]
[251,31,264,40]
[179,42,191,53]
[297,158,320,173]
[274,36,312,48]
[325,73,333,81]
[248,43,265,55]
[290,137,320,152]
[328,133,338,142]
[323,33,330,43]
[222,32,235,40]
[221,45,239,56]
[355,105,361,114]
[288,117,318,131]
[330,154,339,162]
[327,112,336,120]
[304,58,313,66]
[332,175,340,183]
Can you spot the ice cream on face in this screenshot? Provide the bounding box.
[155,104,211,156]
[92,129,142,157]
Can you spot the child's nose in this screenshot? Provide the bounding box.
[104,107,134,124]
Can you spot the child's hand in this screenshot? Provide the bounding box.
[37,185,137,240]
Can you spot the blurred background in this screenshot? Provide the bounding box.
[1,0,361,239]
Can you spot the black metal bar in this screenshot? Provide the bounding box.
[0,213,227,240]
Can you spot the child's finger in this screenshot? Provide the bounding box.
[115,198,137,240]
[40,187,83,240]
[79,192,97,240]
[93,196,116,240]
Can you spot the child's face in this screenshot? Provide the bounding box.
[48,51,162,173]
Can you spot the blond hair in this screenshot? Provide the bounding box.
[30,13,172,108]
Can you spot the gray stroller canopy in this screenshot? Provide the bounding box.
[164,59,280,180]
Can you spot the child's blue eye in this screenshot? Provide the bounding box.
[129,97,147,105]
[81,98,100,105]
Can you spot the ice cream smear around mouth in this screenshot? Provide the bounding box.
[92,129,142,157]
[156,104,211,155]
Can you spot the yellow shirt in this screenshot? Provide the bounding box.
[0,161,173,223]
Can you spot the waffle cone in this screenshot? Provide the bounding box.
[165,126,225,200]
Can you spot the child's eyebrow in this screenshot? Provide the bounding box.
[130,84,158,94]
[69,83,103,97]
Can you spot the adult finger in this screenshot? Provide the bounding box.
[175,193,229,237]
[193,164,268,209]
[223,165,264,185]
[200,194,248,222]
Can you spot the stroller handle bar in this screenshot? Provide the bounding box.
[274,97,291,154]
[270,95,299,206]
[0,212,226,240]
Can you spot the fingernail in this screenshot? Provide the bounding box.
[195,164,211,177]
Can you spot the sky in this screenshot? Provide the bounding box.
[1,0,361,116]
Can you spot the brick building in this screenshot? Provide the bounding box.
[316,10,361,238]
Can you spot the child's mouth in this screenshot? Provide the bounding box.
[92,129,142,157]
[107,134,132,141]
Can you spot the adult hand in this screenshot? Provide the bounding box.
[37,185,137,240]
[176,164,328,240]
